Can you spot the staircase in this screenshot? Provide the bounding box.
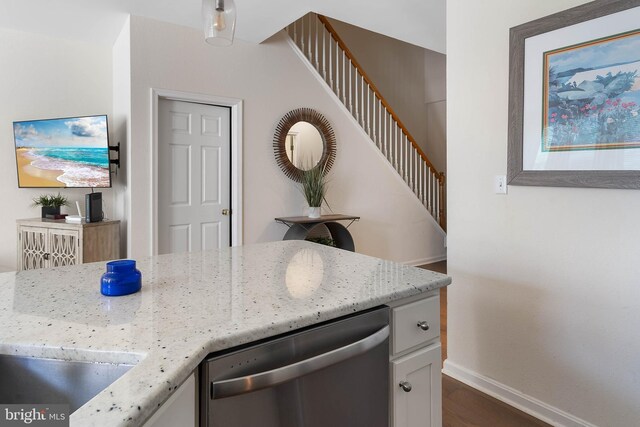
[286,14,446,230]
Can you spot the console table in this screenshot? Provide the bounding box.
[275,215,360,251]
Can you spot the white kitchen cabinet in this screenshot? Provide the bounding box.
[143,373,197,427]
[16,218,120,271]
[392,343,442,427]
[389,293,442,427]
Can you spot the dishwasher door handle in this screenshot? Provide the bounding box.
[210,325,389,399]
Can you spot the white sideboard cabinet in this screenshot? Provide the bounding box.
[16,218,120,271]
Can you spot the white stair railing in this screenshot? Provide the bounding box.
[287,14,446,230]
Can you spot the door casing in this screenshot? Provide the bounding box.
[151,88,243,255]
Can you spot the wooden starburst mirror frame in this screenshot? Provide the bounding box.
[273,108,336,182]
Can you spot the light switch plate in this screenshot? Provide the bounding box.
[494,175,507,194]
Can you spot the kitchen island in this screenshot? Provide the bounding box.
[0,241,450,426]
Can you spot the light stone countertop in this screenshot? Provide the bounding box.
[0,241,451,426]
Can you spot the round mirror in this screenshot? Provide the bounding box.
[286,121,324,171]
[274,108,336,181]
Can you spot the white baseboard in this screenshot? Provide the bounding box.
[404,254,447,267]
[442,360,597,427]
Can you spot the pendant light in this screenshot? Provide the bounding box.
[202,0,236,46]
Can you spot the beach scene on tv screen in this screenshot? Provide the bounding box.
[14,116,110,188]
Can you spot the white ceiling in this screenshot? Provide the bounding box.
[0,0,445,53]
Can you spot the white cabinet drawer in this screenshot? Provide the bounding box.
[391,296,440,355]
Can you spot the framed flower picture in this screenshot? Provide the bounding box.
[508,0,640,188]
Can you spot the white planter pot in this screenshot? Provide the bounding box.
[308,206,321,218]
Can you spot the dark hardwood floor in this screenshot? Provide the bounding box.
[419,261,550,427]
[442,376,550,427]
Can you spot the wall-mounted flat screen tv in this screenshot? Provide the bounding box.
[14,115,111,188]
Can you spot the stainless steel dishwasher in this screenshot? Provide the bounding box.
[201,306,389,427]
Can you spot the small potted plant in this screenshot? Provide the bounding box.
[300,161,329,218]
[32,193,69,218]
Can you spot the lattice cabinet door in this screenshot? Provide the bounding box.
[18,226,49,270]
[48,229,80,268]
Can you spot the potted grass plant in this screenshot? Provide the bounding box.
[300,161,329,219]
[32,193,69,218]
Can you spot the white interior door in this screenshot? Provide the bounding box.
[158,99,231,254]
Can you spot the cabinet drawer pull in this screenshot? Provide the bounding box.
[417,321,430,331]
[399,381,412,392]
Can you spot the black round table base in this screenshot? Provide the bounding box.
[283,222,355,252]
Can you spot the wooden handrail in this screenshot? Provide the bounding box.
[317,15,443,182]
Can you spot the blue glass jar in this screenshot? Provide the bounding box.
[101,260,142,296]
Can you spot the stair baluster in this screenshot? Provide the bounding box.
[287,14,448,231]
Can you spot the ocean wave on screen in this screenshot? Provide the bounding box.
[29,153,110,187]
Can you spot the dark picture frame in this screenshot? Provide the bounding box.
[508,0,640,189]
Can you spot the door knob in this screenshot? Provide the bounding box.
[222,209,231,216]
[417,321,430,331]
[399,381,412,392]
